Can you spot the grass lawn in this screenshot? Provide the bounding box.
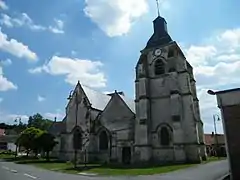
[0,154,227,176]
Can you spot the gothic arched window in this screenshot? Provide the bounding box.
[154,59,165,75]
[73,129,82,150]
[159,127,171,146]
[99,131,108,150]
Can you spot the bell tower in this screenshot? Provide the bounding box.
[134,13,204,163]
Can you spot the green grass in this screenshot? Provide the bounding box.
[0,153,15,159]
[76,164,195,176]
[0,154,227,176]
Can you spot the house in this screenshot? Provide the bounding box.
[0,129,17,152]
[204,133,226,157]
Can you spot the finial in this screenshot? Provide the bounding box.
[156,0,160,17]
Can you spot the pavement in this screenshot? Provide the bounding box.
[0,159,229,180]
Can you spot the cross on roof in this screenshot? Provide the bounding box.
[156,0,160,17]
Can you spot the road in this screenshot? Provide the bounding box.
[0,159,229,180]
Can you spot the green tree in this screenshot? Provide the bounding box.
[16,127,43,157]
[37,132,58,161]
[28,113,52,131]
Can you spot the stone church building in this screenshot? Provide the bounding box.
[50,14,207,165]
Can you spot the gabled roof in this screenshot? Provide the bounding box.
[119,95,135,113]
[80,84,135,113]
[204,134,225,145]
[49,121,66,136]
[0,128,5,136]
[82,85,111,111]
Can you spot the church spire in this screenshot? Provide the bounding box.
[144,3,172,50]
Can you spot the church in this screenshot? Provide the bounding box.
[49,13,207,165]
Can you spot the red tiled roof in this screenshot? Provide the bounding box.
[204,134,225,145]
[0,129,5,136]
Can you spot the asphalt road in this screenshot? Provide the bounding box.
[0,159,229,180]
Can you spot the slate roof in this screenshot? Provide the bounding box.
[49,120,66,136]
[145,16,173,49]
[119,95,135,113]
[81,85,135,113]
[82,85,111,111]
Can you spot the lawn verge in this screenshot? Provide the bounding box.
[0,154,227,176]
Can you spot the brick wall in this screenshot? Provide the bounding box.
[222,105,240,180]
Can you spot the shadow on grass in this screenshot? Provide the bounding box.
[16,159,65,164]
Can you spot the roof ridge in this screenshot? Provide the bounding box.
[81,84,110,97]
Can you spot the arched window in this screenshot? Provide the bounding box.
[154,59,165,75]
[99,131,108,150]
[159,127,171,146]
[73,129,82,150]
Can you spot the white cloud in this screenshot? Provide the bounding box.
[184,28,240,89]
[185,45,217,66]
[0,65,17,91]
[1,58,12,66]
[84,0,148,37]
[183,28,240,134]
[48,19,64,34]
[103,91,114,95]
[0,13,64,34]
[44,111,64,121]
[0,112,29,124]
[0,28,38,61]
[29,56,107,88]
[0,0,8,10]
[37,95,46,102]
[0,13,46,31]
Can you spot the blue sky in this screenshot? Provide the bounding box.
[0,0,240,134]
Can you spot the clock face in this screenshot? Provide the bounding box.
[154,48,162,56]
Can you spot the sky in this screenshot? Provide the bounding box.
[0,0,240,134]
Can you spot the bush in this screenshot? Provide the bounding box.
[0,150,15,155]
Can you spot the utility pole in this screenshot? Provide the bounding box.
[213,114,220,158]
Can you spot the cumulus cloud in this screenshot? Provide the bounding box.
[29,56,107,88]
[0,65,17,91]
[0,13,46,31]
[0,0,8,10]
[183,28,240,133]
[84,0,148,37]
[37,95,46,102]
[0,13,64,34]
[0,28,38,61]
[44,111,64,121]
[0,111,29,124]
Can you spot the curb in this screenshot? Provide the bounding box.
[78,172,98,176]
[217,173,230,180]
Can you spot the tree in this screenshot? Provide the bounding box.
[28,113,52,131]
[37,132,58,161]
[16,127,43,157]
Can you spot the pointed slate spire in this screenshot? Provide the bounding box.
[145,13,172,49]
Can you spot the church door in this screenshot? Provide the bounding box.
[122,147,131,164]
